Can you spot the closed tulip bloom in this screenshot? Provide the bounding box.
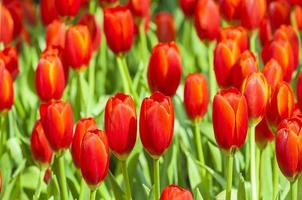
[231,50,258,89]
[55,0,81,17]
[104,6,134,54]
[0,63,14,112]
[44,167,52,184]
[268,0,290,31]
[128,0,150,17]
[262,59,284,92]
[160,185,193,200]
[5,0,23,38]
[296,72,302,111]
[46,20,66,49]
[78,13,101,51]
[214,40,240,87]
[35,55,65,102]
[147,42,182,96]
[255,117,274,149]
[194,0,220,41]
[0,4,14,44]
[276,116,302,180]
[30,120,53,165]
[65,25,92,69]
[40,0,58,25]
[155,12,176,43]
[212,88,249,152]
[0,46,19,79]
[72,118,96,168]
[179,0,198,17]
[259,17,272,46]
[240,0,266,29]
[140,92,174,158]
[241,72,269,124]
[80,129,109,187]
[219,26,248,53]
[184,73,209,120]
[294,6,302,31]
[266,82,295,128]
[220,0,241,20]
[40,100,74,151]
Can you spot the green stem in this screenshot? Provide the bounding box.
[194,121,205,176]
[79,71,88,116]
[79,178,85,200]
[121,160,132,200]
[88,56,96,106]
[90,190,96,200]
[258,150,263,200]
[272,146,279,200]
[226,155,233,200]
[208,42,216,102]
[250,30,258,58]
[139,21,148,63]
[290,180,297,200]
[250,124,257,200]
[121,57,139,103]
[117,56,131,94]
[33,168,44,200]
[0,116,5,156]
[58,154,68,200]
[153,159,160,200]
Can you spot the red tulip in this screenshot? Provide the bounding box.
[214,39,240,87]
[105,93,137,160]
[220,0,241,20]
[64,25,92,69]
[262,59,284,93]
[287,0,302,6]
[296,71,302,111]
[231,50,258,89]
[128,0,150,18]
[40,0,58,25]
[255,117,274,149]
[194,0,220,41]
[241,72,269,124]
[219,26,249,53]
[293,103,302,116]
[160,185,193,200]
[0,62,14,112]
[30,120,53,165]
[78,13,101,51]
[259,17,273,47]
[44,167,52,184]
[184,73,209,120]
[40,100,74,151]
[72,118,96,168]
[276,116,302,180]
[240,0,266,29]
[0,46,19,79]
[212,88,248,152]
[155,12,176,43]
[140,92,174,158]
[294,6,302,31]
[5,0,23,38]
[147,42,182,96]
[0,4,14,44]
[46,19,66,49]
[103,6,134,54]
[99,0,118,8]
[266,82,295,128]
[80,129,109,187]
[55,0,81,17]
[179,0,198,17]
[268,0,290,31]
[35,55,65,102]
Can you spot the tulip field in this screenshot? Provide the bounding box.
[2,0,302,200]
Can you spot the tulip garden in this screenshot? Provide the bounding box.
[2,0,302,200]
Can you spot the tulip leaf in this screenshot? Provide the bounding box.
[47,173,61,200]
[208,142,222,173]
[194,188,204,200]
[108,171,125,200]
[237,174,246,200]
[20,166,41,190]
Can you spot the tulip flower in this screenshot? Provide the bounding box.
[294,6,302,31]
[179,0,198,17]
[103,6,134,54]
[214,39,240,87]
[240,0,266,29]
[255,117,274,149]
[35,55,66,102]
[46,20,66,49]
[5,0,23,38]
[147,42,182,96]
[219,26,248,53]
[0,63,14,113]
[78,13,101,52]
[128,0,150,18]
[160,185,193,200]
[184,73,209,120]
[220,0,241,20]
[259,17,272,46]
[194,0,220,41]
[231,50,258,89]
[296,72,302,111]
[262,59,283,93]
[55,0,81,17]
[30,120,53,165]
[40,0,58,25]
[99,0,118,8]
[155,12,176,43]
[71,117,96,168]
[80,129,109,188]
[64,25,92,69]
[287,0,302,6]
[40,100,74,151]
[0,4,14,44]
[44,167,52,184]
[268,0,290,31]
[0,46,19,79]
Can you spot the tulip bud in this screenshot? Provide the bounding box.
[72,118,96,168]
[259,17,272,46]
[30,120,53,165]
[105,93,137,160]
[294,6,302,31]
[184,73,209,120]
[296,71,302,111]
[80,129,109,188]
[0,4,14,44]
[104,6,134,54]
[268,0,290,31]
[194,0,220,41]
[5,0,23,38]
[40,0,58,25]
[0,46,19,79]
[212,88,249,153]
[147,42,182,96]
[255,117,274,149]
[276,116,302,180]
[140,92,174,158]
[179,0,198,17]
[128,0,150,17]
[214,39,240,87]
[78,13,101,52]
[0,63,14,113]
[155,12,176,43]
[35,55,66,102]
[55,0,81,17]
[46,20,66,49]
[262,59,283,93]
[44,167,52,184]
[231,50,258,89]
[220,0,241,20]
[40,100,74,151]
[219,26,248,53]
[266,82,295,129]
[160,185,193,200]
[240,0,266,29]
[241,72,269,124]
[64,25,92,69]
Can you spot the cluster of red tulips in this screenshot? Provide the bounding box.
[1,0,302,199]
